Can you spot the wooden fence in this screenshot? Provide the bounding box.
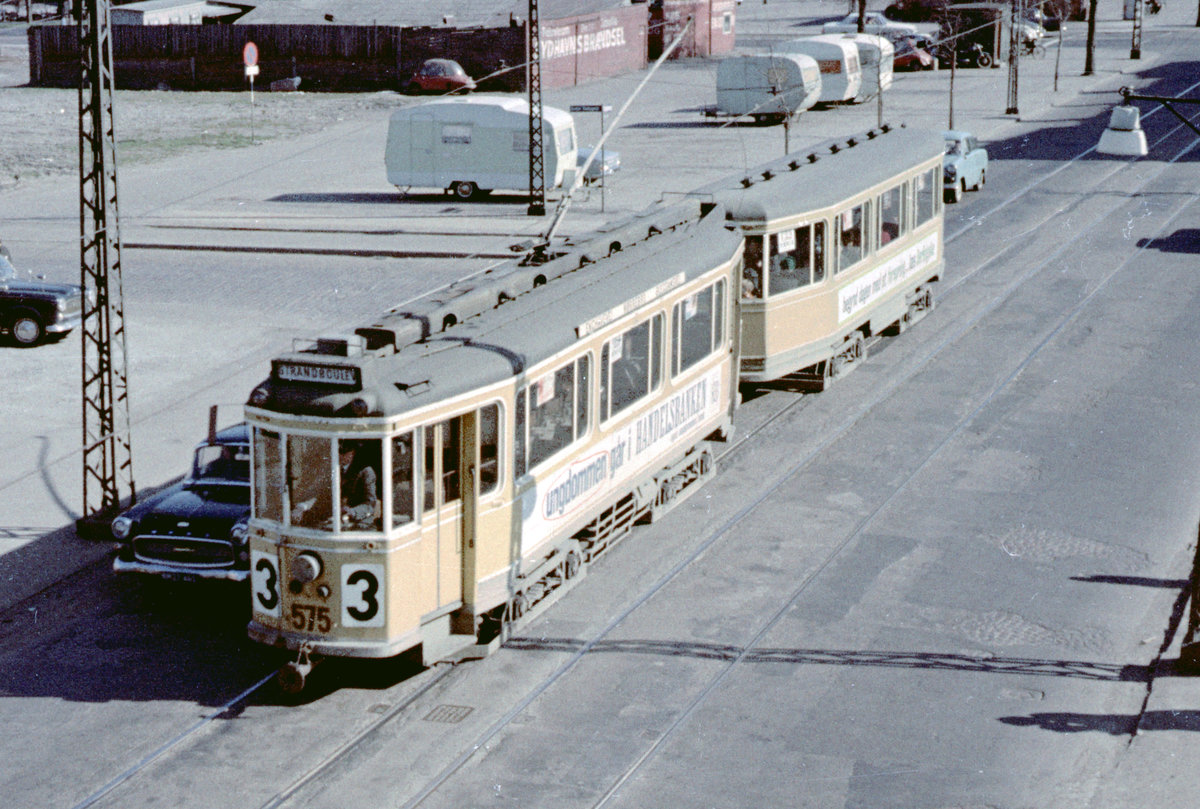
[27,23,527,92]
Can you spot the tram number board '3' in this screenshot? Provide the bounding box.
[273,361,361,388]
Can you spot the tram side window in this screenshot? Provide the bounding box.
[742,235,764,299]
[392,432,415,527]
[340,437,381,531]
[673,281,723,376]
[813,221,826,283]
[604,315,663,420]
[836,203,867,273]
[514,390,527,479]
[253,427,284,523]
[480,404,500,495]
[575,356,590,440]
[440,420,460,504]
[528,362,576,469]
[880,185,904,245]
[768,226,813,294]
[915,168,937,226]
[288,434,332,529]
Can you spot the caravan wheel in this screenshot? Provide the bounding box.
[452,181,478,200]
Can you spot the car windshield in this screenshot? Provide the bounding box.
[193,443,251,483]
[0,255,16,282]
[945,140,961,155]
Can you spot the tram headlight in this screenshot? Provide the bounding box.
[292,552,323,584]
[111,516,133,540]
[249,386,270,406]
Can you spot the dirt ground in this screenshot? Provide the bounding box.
[0,32,400,189]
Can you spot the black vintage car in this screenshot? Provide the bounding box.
[0,253,88,346]
[111,424,252,582]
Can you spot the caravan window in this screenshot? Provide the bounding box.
[442,125,471,145]
[556,126,575,156]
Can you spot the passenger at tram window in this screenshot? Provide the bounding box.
[741,236,764,299]
[340,439,381,530]
[391,432,415,527]
[880,185,903,245]
[768,227,811,294]
[838,205,864,271]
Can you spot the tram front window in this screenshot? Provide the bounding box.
[340,438,381,531]
[742,236,764,298]
[392,432,415,527]
[768,227,812,293]
[253,427,284,523]
[288,435,333,529]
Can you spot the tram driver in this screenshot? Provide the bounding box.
[340,440,381,529]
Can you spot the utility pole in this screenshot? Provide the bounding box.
[1006,0,1021,114]
[526,0,545,216]
[1083,0,1098,75]
[75,0,135,538]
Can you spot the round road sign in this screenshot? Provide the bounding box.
[243,42,258,67]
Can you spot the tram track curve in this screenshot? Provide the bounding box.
[63,85,1200,809]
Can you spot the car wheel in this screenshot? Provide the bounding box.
[404,82,420,95]
[973,170,985,191]
[452,181,477,200]
[944,184,961,204]
[10,308,46,346]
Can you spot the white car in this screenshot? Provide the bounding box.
[822,11,918,39]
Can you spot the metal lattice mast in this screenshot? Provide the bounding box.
[527,0,545,216]
[1005,0,1021,114]
[77,0,134,536]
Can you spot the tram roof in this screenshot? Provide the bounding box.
[701,124,944,224]
[255,204,742,420]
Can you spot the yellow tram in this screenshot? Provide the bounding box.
[243,206,743,683]
[707,124,945,387]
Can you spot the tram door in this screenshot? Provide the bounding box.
[422,417,464,609]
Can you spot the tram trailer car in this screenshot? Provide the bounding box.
[703,124,945,387]
[243,207,743,680]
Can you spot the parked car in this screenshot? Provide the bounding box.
[0,251,88,346]
[111,423,252,582]
[822,11,918,38]
[892,35,935,70]
[404,58,476,95]
[577,145,621,185]
[942,130,988,203]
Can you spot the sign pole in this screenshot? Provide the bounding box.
[243,41,259,144]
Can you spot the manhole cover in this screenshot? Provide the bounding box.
[423,704,473,724]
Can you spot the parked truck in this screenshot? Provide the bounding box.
[385,96,578,200]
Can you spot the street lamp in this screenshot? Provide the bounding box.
[1095,87,1200,156]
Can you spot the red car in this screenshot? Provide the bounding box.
[892,35,936,71]
[405,59,477,94]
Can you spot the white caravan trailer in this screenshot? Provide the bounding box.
[712,53,822,123]
[776,35,863,104]
[385,96,577,199]
[840,33,894,100]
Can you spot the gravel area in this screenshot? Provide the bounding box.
[0,30,401,189]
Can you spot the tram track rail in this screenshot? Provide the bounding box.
[62,84,1200,809]
[388,98,1200,809]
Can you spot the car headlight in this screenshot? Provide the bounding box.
[945,165,957,178]
[111,516,134,540]
[230,520,249,545]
